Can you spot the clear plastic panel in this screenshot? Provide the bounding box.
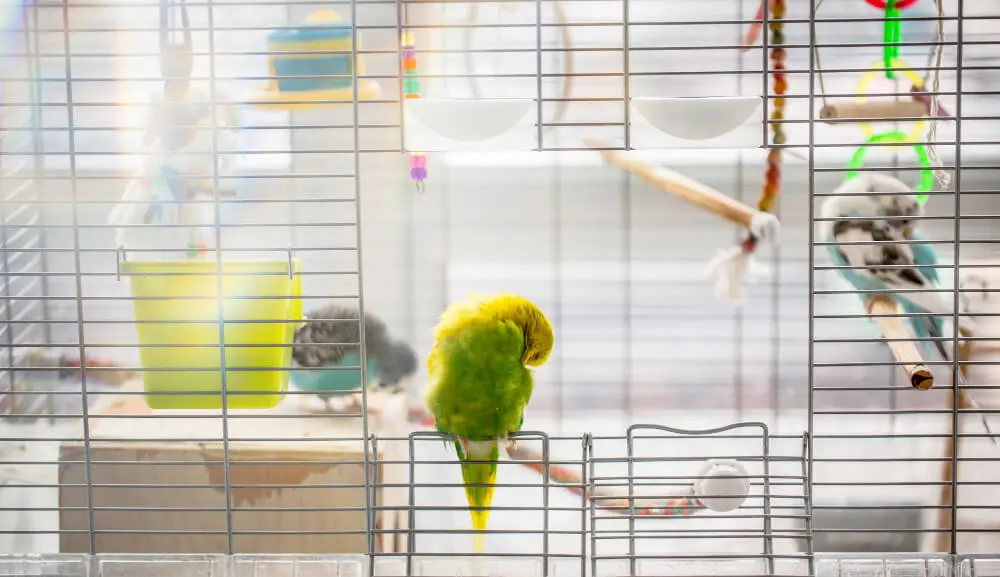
[95,554,226,577]
[0,554,89,577]
[231,554,367,577]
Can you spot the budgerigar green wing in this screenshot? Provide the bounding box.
[426,319,534,553]
[425,293,553,554]
[426,317,532,439]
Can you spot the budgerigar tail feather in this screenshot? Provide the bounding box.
[922,318,999,446]
[455,438,499,553]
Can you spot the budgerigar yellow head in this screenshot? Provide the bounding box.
[434,293,553,368]
[513,298,553,367]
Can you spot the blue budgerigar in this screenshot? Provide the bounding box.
[292,304,418,394]
[819,174,995,440]
[819,174,976,340]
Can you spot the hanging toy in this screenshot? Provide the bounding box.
[910,85,952,119]
[402,30,426,192]
[828,0,937,206]
[755,0,786,233]
[187,242,208,259]
[252,10,381,109]
[880,0,902,79]
[705,0,786,305]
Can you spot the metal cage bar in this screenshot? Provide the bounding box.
[2,0,1000,573]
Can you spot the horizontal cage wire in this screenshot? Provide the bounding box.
[1,0,1000,575]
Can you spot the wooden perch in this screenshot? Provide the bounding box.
[866,295,934,391]
[585,138,758,230]
[819,101,928,124]
[910,86,953,119]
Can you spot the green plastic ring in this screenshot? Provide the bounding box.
[846,130,933,205]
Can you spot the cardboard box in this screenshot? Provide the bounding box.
[59,388,391,554]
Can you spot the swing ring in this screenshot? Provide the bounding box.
[865,0,918,9]
[846,131,934,205]
[855,58,927,148]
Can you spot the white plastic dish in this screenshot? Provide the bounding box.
[405,98,534,143]
[631,96,762,141]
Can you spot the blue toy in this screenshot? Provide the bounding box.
[252,10,380,109]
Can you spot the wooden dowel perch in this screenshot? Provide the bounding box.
[910,86,954,119]
[866,295,934,391]
[584,138,758,230]
[935,343,969,553]
[819,101,928,123]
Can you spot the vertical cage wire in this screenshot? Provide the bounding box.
[1,0,48,422]
[807,0,1000,558]
[2,0,378,557]
[205,0,236,556]
[2,0,812,566]
[588,424,813,577]
[400,431,568,576]
[948,0,963,558]
[7,0,1000,573]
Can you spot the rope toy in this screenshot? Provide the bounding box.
[517,454,751,516]
[402,30,426,193]
[407,407,750,516]
[706,0,785,304]
[755,0,786,237]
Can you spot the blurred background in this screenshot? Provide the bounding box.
[2,0,1000,567]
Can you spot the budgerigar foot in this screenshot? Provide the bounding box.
[962,391,1000,446]
[982,416,999,447]
[504,436,519,455]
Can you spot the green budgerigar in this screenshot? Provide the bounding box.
[424,293,554,553]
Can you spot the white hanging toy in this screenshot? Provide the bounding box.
[110,0,242,260]
[585,140,780,305]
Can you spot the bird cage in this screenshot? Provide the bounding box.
[2,0,1000,576]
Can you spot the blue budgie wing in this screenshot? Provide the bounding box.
[906,229,940,286]
[830,219,969,327]
[901,229,944,340]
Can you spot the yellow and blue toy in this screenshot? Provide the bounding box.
[252,10,380,109]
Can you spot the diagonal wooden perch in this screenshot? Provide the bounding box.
[584,138,767,232]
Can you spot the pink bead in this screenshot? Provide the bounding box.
[410,154,426,168]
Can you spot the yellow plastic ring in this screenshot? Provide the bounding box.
[855,58,927,149]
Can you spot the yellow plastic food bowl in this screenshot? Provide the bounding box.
[121,259,303,410]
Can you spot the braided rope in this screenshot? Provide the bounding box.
[742,0,785,254]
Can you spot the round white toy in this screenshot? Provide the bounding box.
[692,458,751,512]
